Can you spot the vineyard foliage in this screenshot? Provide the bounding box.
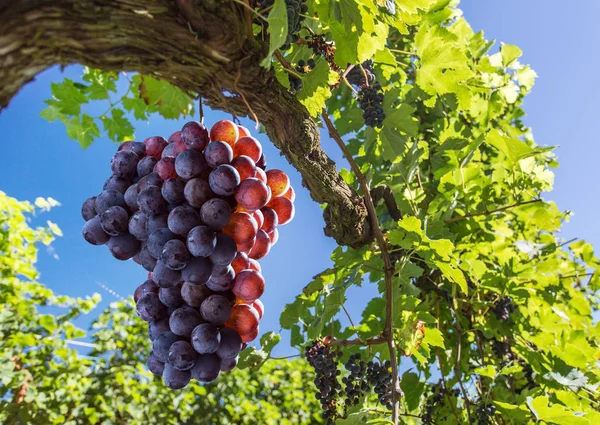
[2,0,598,424]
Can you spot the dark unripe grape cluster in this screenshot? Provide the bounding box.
[346,60,376,86]
[257,0,308,51]
[492,296,516,322]
[81,119,296,389]
[366,359,393,410]
[421,383,445,425]
[358,84,385,128]
[475,403,497,425]
[305,340,342,424]
[342,353,369,406]
[492,338,515,361]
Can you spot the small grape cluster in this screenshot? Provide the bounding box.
[475,403,497,424]
[421,383,444,425]
[346,60,376,86]
[308,35,338,70]
[305,340,342,424]
[366,360,393,409]
[492,296,516,322]
[492,338,515,361]
[288,58,316,92]
[257,0,307,50]
[342,353,368,406]
[81,120,296,389]
[358,84,385,128]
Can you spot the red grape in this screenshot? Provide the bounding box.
[237,125,251,138]
[252,209,264,229]
[144,136,168,159]
[241,326,259,343]
[210,120,239,147]
[253,299,264,319]
[230,155,256,181]
[248,258,261,273]
[260,207,278,233]
[232,269,265,303]
[237,237,255,254]
[235,178,270,212]
[181,121,209,151]
[266,169,290,198]
[154,157,177,180]
[248,229,271,260]
[225,304,259,336]
[231,252,250,275]
[267,197,295,225]
[255,167,267,184]
[256,154,266,170]
[233,136,262,162]
[118,141,146,158]
[223,212,258,244]
[282,185,296,202]
[268,228,279,245]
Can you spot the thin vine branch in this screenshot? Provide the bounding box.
[371,185,402,221]
[322,110,400,425]
[444,199,543,224]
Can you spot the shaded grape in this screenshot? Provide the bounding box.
[210,234,237,266]
[138,172,163,191]
[200,294,231,325]
[190,353,221,382]
[231,252,250,275]
[168,131,186,156]
[137,156,158,178]
[252,209,264,229]
[144,136,168,159]
[248,258,261,273]
[162,142,175,159]
[260,207,278,233]
[253,299,264,319]
[248,229,271,260]
[124,183,139,212]
[83,215,110,245]
[138,185,166,216]
[209,164,240,196]
[103,175,132,194]
[81,196,97,221]
[187,225,216,257]
[107,233,140,260]
[138,245,157,272]
[268,228,279,245]
[153,260,182,288]
[147,228,176,259]
[181,256,212,286]
[168,340,197,370]
[225,304,259,336]
[232,269,265,303]
[146,213,168,235]
[161,239,190,270]
[206,265,235,292]
[168,205,201,237]
[200,198,231,230]
[216,328,243,359]
[184,178,214,208]
[148,318,171,340]
[95,190,125,214]
[158,283,184,308]
[175,149,206,180]
[265,169,290,197]
[267,196,295,225]
[220,356,238,372]
[153,331,180,362]
[170,306,202,337]
[223,212,258,244]
[230,155,256,181]
[119,141,146,158]
[111,150,139,178]
[255,167,267,183]
[134,279,158,303]
[181,121,209,151]
[162,178,185,205]
[256,153,266,170]
[235,178,270,211]
[241,326,259,343]
[191,323,221,354]
[128,211,148,241]
[163,364,191,389]
[154,156,177,180]
[136,292,166,322]
[204,141,233,168]
[237,125,250,138]
[147,352,165,376]
[181,282,212,307]
[100,206,129,236]
[282,185,296,202]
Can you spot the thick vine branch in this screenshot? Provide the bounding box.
[322,111,400,425]
[0,0,371,247]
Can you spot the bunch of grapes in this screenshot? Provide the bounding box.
[81,119,296,389]
[344,61,385,128]
[342,353,368,406]
[288,58,317,91]
[256,0,308,50]
[346,60,376,86]
[307,35,338,71]
[366,359,393,409]
[492,296,516,322]
[305,339,342,424]
[475,403,497,424]
[492,338,515,361]
[421,383,445,425]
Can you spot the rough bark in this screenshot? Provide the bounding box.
[0,0,371,247]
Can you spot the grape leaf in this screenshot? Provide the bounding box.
[261,0,288,67]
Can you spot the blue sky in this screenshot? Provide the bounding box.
[0,1,598,356]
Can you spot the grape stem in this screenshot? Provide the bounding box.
[322,111,400,425]
[274,51,304,79]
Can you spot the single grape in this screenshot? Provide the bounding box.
[267,196,295,225]
[161,239,190,270]
[162,142,175,159]
[248,258,262,273]
[260,207,278,232]
[162,178,186,205]
[209,165,240,196]
[175,149,206,180]
[128,211,148,241]
[100,206,129,236]
[107,233,140,260]
[168,340,198,370]
[232,269,265,303]
[147,228,176,259]
[103,175,132,194]
[138,172,163,191]
[82,215,110,245]
[153,331,180,362]
[266,169,290,197]
[119,141,146,158]
[137,156,158,178]
[241,326,259,343]
[256,153,267,170]
[163,363,191,389]
[282,185,296,202]
[235,178,270,211]
[145,213,169,235]
[144,136,168,159]
[111,150,139,177]
[168,205,201,237]
[149,318,171,340]
[252,209,264,229]
[147,352,165,376]
[138,245,157,272]
[124,183,139,212]
[95,190,125,214]
[200,294,232,325]
[231,252,250,275]
[236,237,255,254]
[209,120,239,147]
[191,323,221,354]
[200,198,232,230]
[134,279,159,303]
[248,229,271,260]
[237,125,250,138]
[184,178,214,208]
[253,299,264,319]
[181,256,213,285]
[223,212,258,244]
[233,136,262,162]
[81,196,97,221]
[170,306,202,337]
[210,234,237,266]
[255,167,267,184]
[136,292,166,322]
[268,228,279,245]
[220,356,238,372]
[204,141,233,168]
[158,283,184,308]
[181,282,212,307]
[181,121,209,151]
[138,185,166,216]
[153,260,182,288]
[230,155,257,181]
[190,353,221,382]
[216,328,243,359]
[154,156,177,180]
[225,304,259,336]
[168,131,186,156]
[187,225,217,257]
[207,265,235,292]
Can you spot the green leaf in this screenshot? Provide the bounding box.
[261,0,288,67]
[422,327,445,348]
[400,371,424,411]
[501,44,522,66]
[485,129,535,164]
[66,114,101,148]
[527,396,589,425]
[100,109,134,142]
[48,79,88,115]
[297,61,336,116]
[138,76,193,119]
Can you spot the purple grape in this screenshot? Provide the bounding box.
[138,172,163,191]
[107,233,140,260]
[111,150,139,177]
[163,364,191,389]
[186,225,216,257]
[200,295,231,326]
[146,213,169,235]
[191,323,221,354]
[137,156,158,178]
[136,292,166,322]
[181,121,209,151]
[181,257,212,286]
[128,211,148,241]
[208,165,240,196]
[220,356,238,372]
[119,141,147,158]
[103,175,132,194]
[153,260,182,288]
[204,141,233,168]
[168,340,198,370]
[181,282,212,307]
[161,239,190,270]
[216,328,243,359]
[124,183,139,212]
[139,246,157,271]
[206,265,235,292]
[134,279,158,303]
[158,283,184,308]
[209,234,237,266]
[168,205,201,237]
[147,228,176,259]
[199,198,231,230]
[162,178,186,205]
[183,178,214,208]
[149,318,171,340]
[95,190,125,214]
[162,142,175,159]
[169,306,202,337]
[153,331,180,362]
[81,196,97,221]
[147,352,165,376]
[190,354,221,382]
[175,149,207,180]
[100,206,129,236]
[138,185,166,216]
[82,216,110,245]
[256,154,266,170]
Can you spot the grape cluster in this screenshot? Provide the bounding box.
[305,340,341,424]
[307,35,338,71]
[492,296,516,322]
[82,120,296,389]
[288,58,316,92]
[257,0,307,50]
[475,403,497,424]
[366,359,393,409]
[422,383,444,425]
[346,60,376,86]
[342,353,368,406]
[344,61,385,128]
[492,338,515,361]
